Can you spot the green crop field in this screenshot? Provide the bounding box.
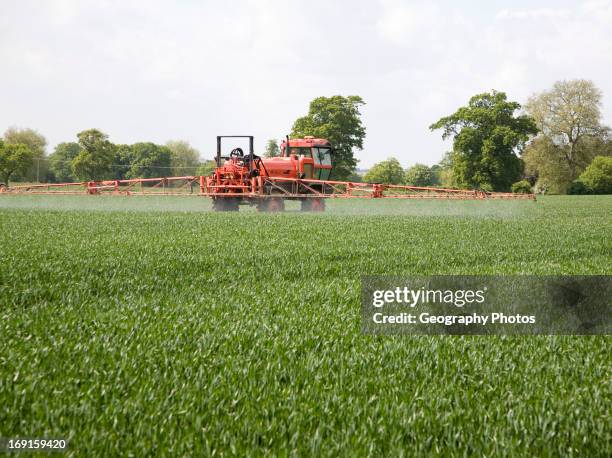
[0,195,610,456]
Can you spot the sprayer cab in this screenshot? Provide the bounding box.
[211,135,333,181]
[275,136,333,180]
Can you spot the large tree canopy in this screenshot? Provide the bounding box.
[0,140,34,186]
[363,158,405,184]
[72,129,116,181]
[524,79,610,192]
[291,95,366,181]
[3,127,47,182]
[430,91,537,192]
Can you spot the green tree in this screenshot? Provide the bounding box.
[49,142,80,182]
[0,140,34,186]
[405,163,434,186]
[574,156,612,194]
[72,129,116,181]
[3,127,47,182]
[111,144,132,180]
[430,91,537,192]
[291,95,366,180]
[363,158,405,184]
[125,143,172,179]
[166,140,201,176]
[522,137,573,194]
[264,139,280,158]
[196,160,216,177]
[525,79,610,187]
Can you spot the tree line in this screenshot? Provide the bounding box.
[0,128,216,186]
[364,80,612,194]
[1,82,611,193]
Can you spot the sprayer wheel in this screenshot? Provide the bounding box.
[301,198,325,212]
[258,196,285,212]
[213,197,240,212]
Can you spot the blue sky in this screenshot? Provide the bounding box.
[1,0,611,167]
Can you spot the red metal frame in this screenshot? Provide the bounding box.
[2,176,200,196]
[1,175,535,200]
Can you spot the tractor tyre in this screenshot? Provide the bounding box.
[258,196,285,212]
[213,197,240,212]
[301,198,325,212]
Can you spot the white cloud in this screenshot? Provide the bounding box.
[377,1,444,45]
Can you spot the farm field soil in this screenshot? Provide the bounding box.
[0,195,610,456]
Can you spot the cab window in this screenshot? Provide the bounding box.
[289,147,312,158]
[314,147,332,166]
[313,147,332,180]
